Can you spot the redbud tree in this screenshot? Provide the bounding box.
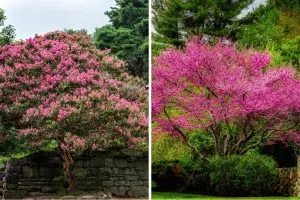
[152,39,300,160]
[0,31,148,190]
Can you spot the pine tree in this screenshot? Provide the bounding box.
[93,0,148,80]
[152,0,183,46]
[152,0,254,45]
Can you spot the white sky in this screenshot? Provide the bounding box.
[241,0,267,16]
[0,0,116,40]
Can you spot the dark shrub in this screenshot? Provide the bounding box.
[152,160,211,193]
[209,153,279,196]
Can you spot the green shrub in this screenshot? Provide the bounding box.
[237,8,284,50]
[187,131,214,159]
[152,42,172,57]
[152,134,193,166]
[152,33,173,57]
[269,36,300,70]
[209,153,279,196]
[0,131,32,156]
[0,129,58,163]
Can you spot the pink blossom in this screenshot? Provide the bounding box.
[0,31,148,152]
[153,39,300,148]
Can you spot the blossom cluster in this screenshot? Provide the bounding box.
[0,31,148,152]
[152,39,300,138]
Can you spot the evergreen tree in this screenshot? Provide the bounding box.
[152,0,183,46]
[152,0,254,46]
[93,0,148,80]
[0,8,15,46]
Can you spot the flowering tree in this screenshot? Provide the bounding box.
[152,39,300,160]
[0,31,148,190]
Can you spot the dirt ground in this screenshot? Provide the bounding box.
[22,192,148,200]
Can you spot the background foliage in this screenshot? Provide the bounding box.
[152,0,255,46]
[0,8,15,46]
[93,0,149,80]
[210,153,278,196]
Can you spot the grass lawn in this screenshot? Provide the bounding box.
[152,192,300,200]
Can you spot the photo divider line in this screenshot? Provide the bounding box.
[148,0,152,199]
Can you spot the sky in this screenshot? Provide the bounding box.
[253,0,267,7]
[240,0,267,17]
[0,0,116,40]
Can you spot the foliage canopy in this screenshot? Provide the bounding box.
[0,31,148,190]
[152,39,300,158]
[94,0,149,80]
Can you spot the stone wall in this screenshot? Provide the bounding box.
[1,149,148,199]
[278,168,298,196]
[278,156,300,197]
[0,163,5,199]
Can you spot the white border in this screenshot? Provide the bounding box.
[148,0,152,199]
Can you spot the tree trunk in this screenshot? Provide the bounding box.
[59,147,76,192]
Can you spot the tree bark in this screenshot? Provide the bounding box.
[59,147,76,192]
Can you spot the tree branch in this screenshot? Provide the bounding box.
[163,107,208,161]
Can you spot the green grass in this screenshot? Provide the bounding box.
[152,192,300,200]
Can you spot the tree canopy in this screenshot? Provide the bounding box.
[0,31,148,190]
[152,39,300,158]
[93,0,148,80]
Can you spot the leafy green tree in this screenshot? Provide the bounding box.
[237,0,300,69]
[93,0,148,80]
[0,8,15,46]
[0,8,17,157]
[237,7,284,49]
[152,0,254,46]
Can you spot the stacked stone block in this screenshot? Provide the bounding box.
[0,163,5,199]
[278,168,298,196]
[1,149,148,199]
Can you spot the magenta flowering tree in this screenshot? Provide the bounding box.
[0,31,148,190]
[152,39,300,159]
